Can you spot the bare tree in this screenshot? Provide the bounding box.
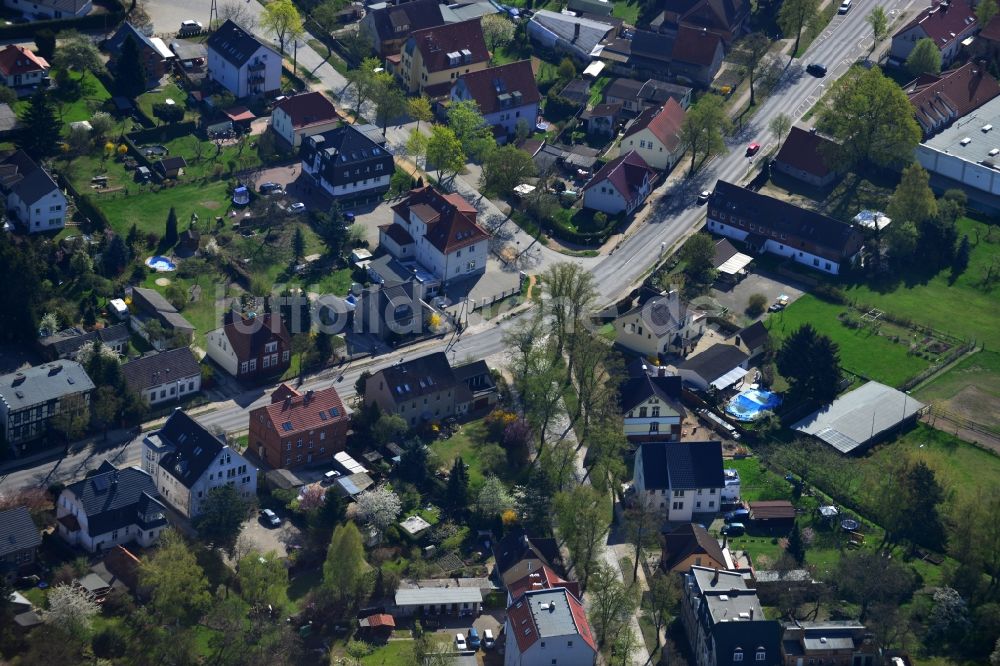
[219,0,258,30]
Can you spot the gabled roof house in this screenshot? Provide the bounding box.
[504,588,597,666]
[270,91,340,147]
[621,97,686,170]
[772,126,840,188]
[205,311,291,381]
[451,60,541,143]
[583,150,657,215]
[890,0,978,67]
[905,62,1000,136]
[619,361,686,443]
[633,440,724,521]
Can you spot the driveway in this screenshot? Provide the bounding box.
[234,510,304,561]
[711,270,807,323]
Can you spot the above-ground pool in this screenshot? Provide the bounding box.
[725,388,782,421]
[145,255,177,272]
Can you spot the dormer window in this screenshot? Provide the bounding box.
[755,649,766,661]
[733,649,744,662]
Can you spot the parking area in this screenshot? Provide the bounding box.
[711,270,807,319]
[430,611,504,660]
[233,509,304,561]
[348,201,396,247]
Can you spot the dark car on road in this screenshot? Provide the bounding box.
[806,63,827,77]
[259,182,283,195]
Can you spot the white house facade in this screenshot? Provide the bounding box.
[3,0,91,19]
[633,441,725,521]
[582,150,656,216]
[206,20,281,98]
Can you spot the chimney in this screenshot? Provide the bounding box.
[305,389,315,404]
[573,22,581,43]
[48,364,63,376]
[658,366,666,377]
[12,373,25,386]
[712,568,720,585]
[750,608,754,620]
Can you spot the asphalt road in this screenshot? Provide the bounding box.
[0,0,919,493]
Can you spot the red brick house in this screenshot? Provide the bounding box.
[205,312,291,381]
[249,383,349,468]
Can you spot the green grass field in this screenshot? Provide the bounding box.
[766,294,931,387]
[136,82,194,122]
[723,457,794,502]
[611,0,641,25]
[357,639,416,665]
[430,418,490,486]
[843,218,1000,349]
[151,133,263,180]
[915,350,1000,430]
[141,271,223,348]
[97,180,233,236]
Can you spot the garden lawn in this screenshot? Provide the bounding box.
[914,350,1000,430]
[723,457,794,502]
[52,71,113,126]
[612,0,641,25]
[766,294,931,387]
[154,133,263,180]
[431,417,489,485]
[97,180,233,236]
[844,218,1000,349]
[142,269,224,348]
[136,82,194,122]
[358,639,416,665]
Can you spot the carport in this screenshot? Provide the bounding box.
[394,587,483,617]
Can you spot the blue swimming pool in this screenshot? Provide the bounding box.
[725,389,782,421]
[145,255,177,272]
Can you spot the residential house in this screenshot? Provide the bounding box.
[249,383,350,469]
[905,62,1000,136]
[734,321,768,360]
[451,60,541,143]
[621,98,686,170]
[527,10,616,63]
[142,409,257,518]
[503,588,597,666]
[362,0,451,57]
[582,150,657,215]
[364,351,498,426]
[206,19,281,98]
[0,44,49,91]
[772,126,840,187]
[0,507,41,582]
[625,29,674,80]
[205,311,291,381]
[128,287,195,348]
[580,102,623,135]
[604,77,693,116]
[0,150,67,233]
[677,343,750,391]
[359,281,433,340]
[105,23,175,90]
[3,0,91,20]
[889,0,977,68]
[979,14,1000,60]
[271,91,340,147]
[780,621,875,666]
[300,124,394,202]
[706,180,865,275]
[121,348,202,406]
[614,287,705,358]
[56,460,167,553]
[38,323,129,361]
[670,24,725,86]
[680,566,782,666]
[381,185,490,284]
[394,583,483,616]
[661,522,728,574]
[619,361,685,442]
[493,528,565,587]
[649,0,750,45]
[711,237,753,282]
[505,564,581,603]
[177,227,200,254]
[395,19,490,97]
[633,440,724,521]
[0,361,95,455]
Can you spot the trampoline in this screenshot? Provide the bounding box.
[145,255,177,272]
[841,518,860,531]
[725,388,782,421]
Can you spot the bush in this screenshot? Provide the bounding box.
[746,293,768,317]
[812,283,847,305]
[152,102,184,123]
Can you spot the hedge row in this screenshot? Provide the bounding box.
[57,172,111,232]
[0,1,125,39]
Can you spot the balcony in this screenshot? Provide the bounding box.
[247,61,266,72]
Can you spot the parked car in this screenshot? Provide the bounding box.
[722,522,746,536]
[838,0,851,12]
[179,19,203,35]
[746,142,761,157]
[725,509,751,523]
[288,202,306,214]
[259,182,283,195]
[260,508,281,527]
[483,629,495,649]
[697,190,712,205]
[455,633,467,651]
[468,627,481,649]
[806,63,827,77]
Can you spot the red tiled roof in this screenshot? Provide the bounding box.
[671,24,722,67]
[584,150,655,200]
[222,312,290,362]
[507,588,597,656]
[257,384,348,436]
[894,0,978,49]
[391,186,488,254]
[774,126,837,177]
[623,97,685,152]
[273,91,339,129]
[363,613,395,628]
[507,564,581,601]
[411,19,489,74]
[454,60,540,116]
[379,222,415,245]
[271,383,299,403]
[223,106,255,121]
[906,62,1000,134]
[0,45,49,77]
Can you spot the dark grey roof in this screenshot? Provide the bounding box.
[121,348,201,393]
[374,352,457,402]
[619,372,682,412]
[678,344,749,382]
[560,78,591,105]
[0,506,41,558]
[301,124,394,188]
[452,360,495,393]
[737,321,768,351]
[604,77,644,101]
[0,151,58,205]
[630,29,674,63]
[493,527,562,576]
[709,180,865,261]
[638,441,723,490]
[0,361,95,411]
[621,290,689,338]
[207,19,272,67]
[168,39,206,62]
[63,461,166,537]
[155,410,226,489]
[156,156,188,172]
[638,79,692,105]
[369,0,448,43]
[131,287,177,314]
[39,324,130,358]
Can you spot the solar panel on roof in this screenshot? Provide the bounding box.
[92,475,110,492]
